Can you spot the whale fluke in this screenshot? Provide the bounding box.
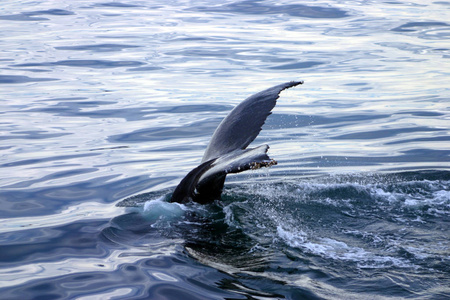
[170,81,303,204]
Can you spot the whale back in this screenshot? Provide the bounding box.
[201,81,303,162]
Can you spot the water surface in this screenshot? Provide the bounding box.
[1,0,449,299]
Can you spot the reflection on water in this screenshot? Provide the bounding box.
[0,0,449,299]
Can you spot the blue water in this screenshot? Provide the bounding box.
[1,0,449,299]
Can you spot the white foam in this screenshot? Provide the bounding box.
[371,187,401,203]
[142,196,186,221]
[276,226,414,269]
[276,225,307,248]
[432,190,450,205]
[223,204,237,227]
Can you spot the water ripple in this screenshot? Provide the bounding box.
[0,9,74,21]
[0,75,58,84]
[55,44,140,52]
[194,1,349,19]
[0,0,449,299]
[13,60,145,69]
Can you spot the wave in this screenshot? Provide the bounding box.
[115,171,449,274]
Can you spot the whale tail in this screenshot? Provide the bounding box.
[170,81,303,204]
[171,145,276,204]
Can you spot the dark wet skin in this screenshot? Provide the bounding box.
[170,81,303,204]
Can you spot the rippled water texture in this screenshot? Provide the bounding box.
[1,0,449,299]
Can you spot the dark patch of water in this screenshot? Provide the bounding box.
[0,9,74,21]
[0,75,58,84]
[194,1,349,19]
[13,60,145,69]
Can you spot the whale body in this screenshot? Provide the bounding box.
[170,81,303,204]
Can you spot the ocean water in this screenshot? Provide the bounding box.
[0,0,449,299]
